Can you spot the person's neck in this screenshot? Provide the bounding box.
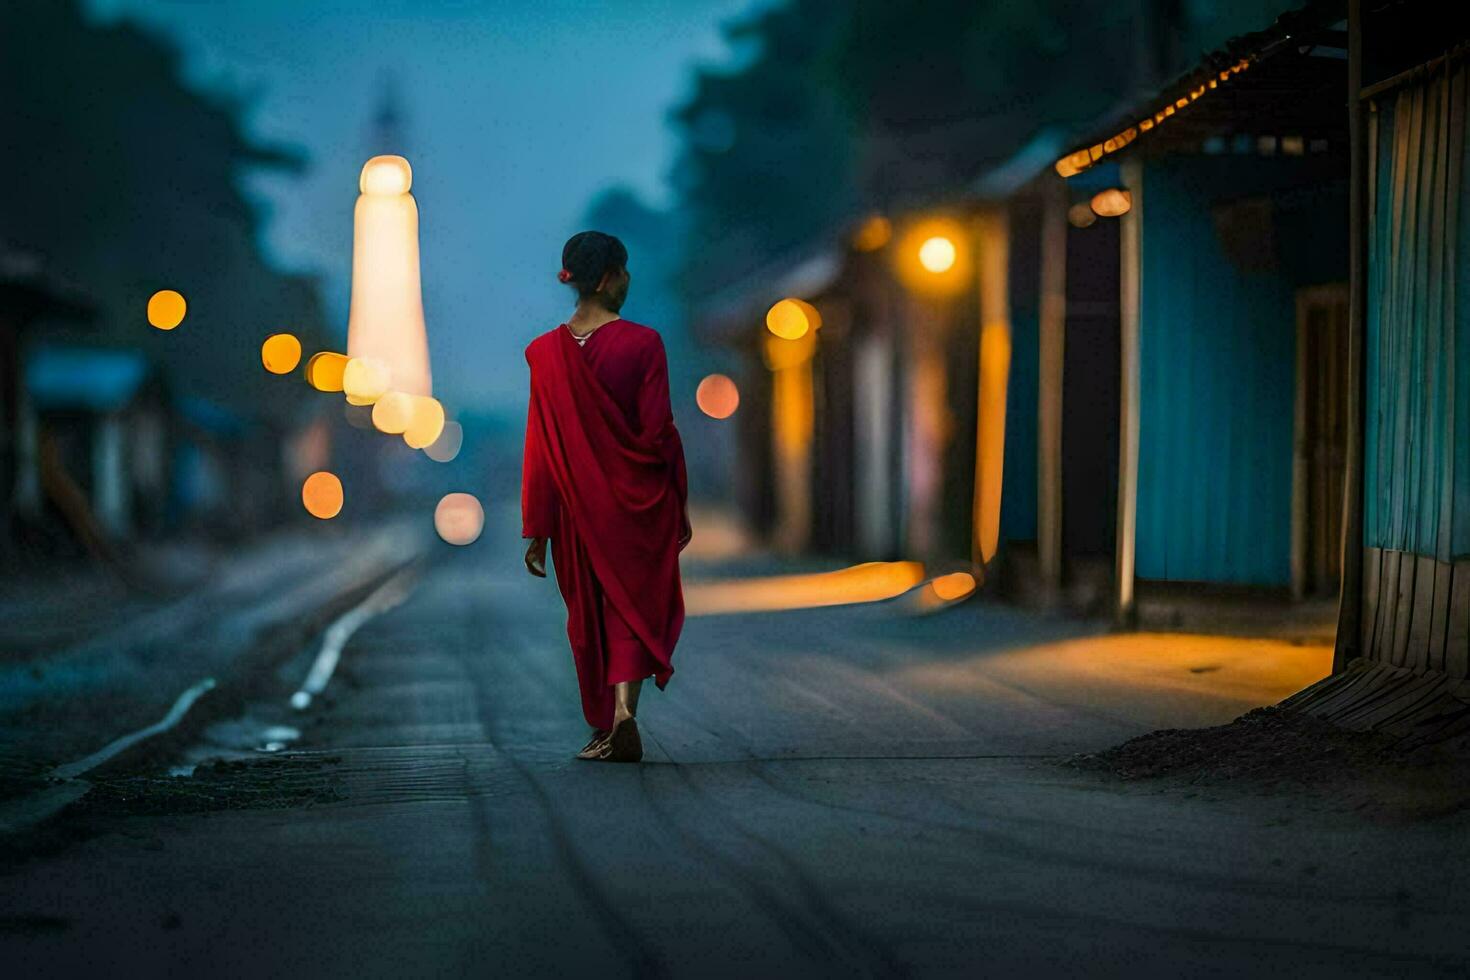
[566,305,619,336]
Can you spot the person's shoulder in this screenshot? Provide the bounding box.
[615,319,664,350]
[524,327,562,363]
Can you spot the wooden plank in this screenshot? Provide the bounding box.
[1360,546,1383,661]
[1036,178,1066,597]
[1406,555,1437,672]
[1114,159,1143,625]
[1429,558,1453,674]
[1375,550,1401,666]
[1448,560,1470,679]
[1390,552,1417,667]
[1333,669,1440,727]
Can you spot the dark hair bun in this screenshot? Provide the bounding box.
[560,230,628,295]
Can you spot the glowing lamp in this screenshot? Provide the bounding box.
[261,333,302,374]
[1090,188,1132,218]
[434,492,484,546]
[696,374,740,419]
[918,236,956,273]
[346,154,433,399]
[301,471,343,520]
[360,155,412,195]
[147,289,186,330]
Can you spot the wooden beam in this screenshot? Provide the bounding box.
[1335,0,1368,672]
[1115,159,1143,626]
[1037,179,1067,598]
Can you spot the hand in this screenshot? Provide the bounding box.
[524,536,548,578]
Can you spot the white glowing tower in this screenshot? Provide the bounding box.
[345,155,433,398]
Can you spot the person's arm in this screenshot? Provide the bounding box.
[522,354,556,576]
[636,334,692,550]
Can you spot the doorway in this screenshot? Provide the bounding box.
[1292,282,1349,599]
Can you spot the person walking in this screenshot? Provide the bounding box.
[521,231,691,763]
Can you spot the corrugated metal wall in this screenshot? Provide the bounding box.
[1137,156,1347,585]
[1364,60,1470,562]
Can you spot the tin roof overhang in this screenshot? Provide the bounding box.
[1055,1,1349,178]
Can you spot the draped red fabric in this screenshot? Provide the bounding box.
[521,319,689,730]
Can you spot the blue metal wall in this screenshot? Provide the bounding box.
[1364,65,1470,561]
[1137,156,1346,585]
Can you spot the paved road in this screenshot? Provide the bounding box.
[3,514,1468,978]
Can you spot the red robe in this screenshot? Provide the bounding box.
[521,318,690,731]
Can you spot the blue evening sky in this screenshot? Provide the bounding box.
[85,0,771,412]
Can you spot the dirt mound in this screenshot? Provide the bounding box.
[1066,706,1470,821]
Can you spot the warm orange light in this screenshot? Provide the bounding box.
[1091,188,1132,218]
[423,420,463,462]
[853,215,892,252]
[1067,203,1097,228]
[147,290,186,330]
[434,492,484,545]
[306,351,349,392]
[402,395,446,448]
[301,471,343,520]
[763,329,817,372]
[683,561,926,616]
[931,571,977,601]
[918,235,956,273]
[343,357,390,405]
[696,374,740,419]
[371,391,415,433]
[893,217,970,295]
[766,298,813,340]
[261,333,302,374]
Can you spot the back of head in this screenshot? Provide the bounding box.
[559,231,628,298]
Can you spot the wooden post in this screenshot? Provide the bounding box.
[973,207,1012,570]
[1115,159,1143,625]
[1335,0,1368,671]
[1037,179,1068,598]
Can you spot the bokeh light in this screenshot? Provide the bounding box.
[147,289,186,330]
[261,333,302,374]
[696,374,740,419]
[343,357,390,405]
[306,351,349,391]
[765,298,815,340]
[371,391,414,433]
[1067,203,1098,228]
[852,215,892,252]
[402,396,446,449]
[424,420,463,462]
[301,471,343,520]
[918,235,957,273]
[434,492,484,546]
[931,571,978,601]
[1091,188,1133,217]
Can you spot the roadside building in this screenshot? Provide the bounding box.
[22,345,171,542]
[1043,1,1351,620]
[1293,0,1470,737]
